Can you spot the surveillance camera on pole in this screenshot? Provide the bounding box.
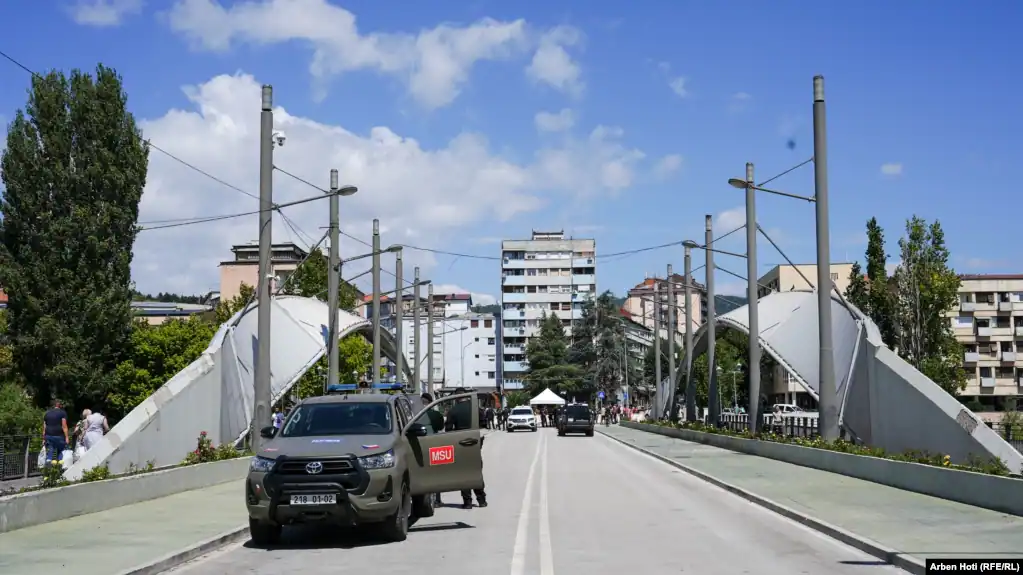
[272,131,287,147]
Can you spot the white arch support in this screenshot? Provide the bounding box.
[689,289,1022,475]
[66,296,413,480]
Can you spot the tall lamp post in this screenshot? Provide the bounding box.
[413,267,422,393]
[682,240,698,422]
[326,169,358,390]
[252,84,274,453]
[724,73,835,441]
[394,248,405,386]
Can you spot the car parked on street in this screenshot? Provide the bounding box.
[245,387,484,545]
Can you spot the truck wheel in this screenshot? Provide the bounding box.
[412,493,436,518]
[379,479,411,542]
[585,430,594,437]
[249,518,281,546]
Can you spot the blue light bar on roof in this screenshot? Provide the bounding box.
[371,383,404,390]
[326,384,359,393]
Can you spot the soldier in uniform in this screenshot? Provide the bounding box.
[445,388,487,509]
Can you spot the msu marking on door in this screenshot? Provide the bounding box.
[429,445,455,465]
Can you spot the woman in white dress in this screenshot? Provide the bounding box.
[82,410,109,451]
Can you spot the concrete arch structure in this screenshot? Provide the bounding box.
[66,296,413,480]
[688,289,1022,474]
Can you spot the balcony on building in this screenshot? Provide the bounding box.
[976,319,994,337]
[572,274,595,285]
[502,292,527,303]
[504,361,528,372]
[573,257,595,267]
[504,343,525,354]
[998,298,1014,312]
[964,350,980,363]
[502,274,526,286]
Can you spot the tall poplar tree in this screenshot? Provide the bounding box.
[0,65,148,410]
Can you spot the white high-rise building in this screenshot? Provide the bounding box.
[400,311,498,393]
[500,230,596,389]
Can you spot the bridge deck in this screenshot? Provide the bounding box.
[600,424,1023,564]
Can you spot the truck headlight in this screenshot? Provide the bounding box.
[250,456,275,473]
[359,449,395,469]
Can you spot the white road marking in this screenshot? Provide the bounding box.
[538,433,554,575]
[510,432,544,575]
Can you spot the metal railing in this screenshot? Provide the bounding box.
[985,421,1023,454]
[1,435,44,481]
[714,415,1022,455]
[718,413,820,439]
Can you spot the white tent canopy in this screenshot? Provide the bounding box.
[529,388,566,406]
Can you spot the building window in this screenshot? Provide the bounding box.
[953,316,973,328]
[830,272,839,282]
[487,337,495,345]
[475,337,480,342]
[471,320,479,328]
[488,372,496,379]
[475,354,480,359]
[484,319,493,328]
[475,371,480,376]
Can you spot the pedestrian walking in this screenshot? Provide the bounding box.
[444,388,487,509]
[42,400,69,465]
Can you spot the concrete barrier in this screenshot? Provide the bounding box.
[623,421,1023,517]
[0,457,250,533]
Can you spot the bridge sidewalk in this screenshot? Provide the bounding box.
[600,425,1023,568]
[0,480,245,575]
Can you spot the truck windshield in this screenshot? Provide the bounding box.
[281,403,393,437]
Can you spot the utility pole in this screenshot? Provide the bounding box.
[666,263,676,420]
[394,249,404,386]
[683,242,696,422]
[252,84,274,453]
[705,215,719,426]
[814,75,839,442]
[325,169,340,393]
[427,284,435,395]
[371,219,382,388]
[653,282,662,419]
[744,163,762,433]
[413,266,422,393]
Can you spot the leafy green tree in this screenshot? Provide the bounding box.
[865,218,898,347]
[0,65,148,411]
[525,314,585,397]
[504,390,528,408]
[0,382,43,437]
[291,334,373,399]
[107,317,217,420]
[893,217,965,395]
[214,283,256,324]
[845,262,869,311]
[570,290,626,397]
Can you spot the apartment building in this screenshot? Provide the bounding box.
[501,231,596,388]
[400,310,500,394]
[219,242,309,301]
[623,274,707,338]
[756,263,855,299]
[620,311,655,404]
[950,274,1023,415]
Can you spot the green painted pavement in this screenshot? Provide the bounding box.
[601,425,1023,563]
[0,480,245,575]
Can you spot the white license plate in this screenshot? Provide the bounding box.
[568,418,575,422]
[290,493,337,505]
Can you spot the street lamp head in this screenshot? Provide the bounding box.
[418,279,432,286]
[384,244,402,253]
[338,185,358,197]
[727,178,748,189]
[682,240,699,249]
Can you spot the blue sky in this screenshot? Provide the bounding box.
[0,1,1019,302]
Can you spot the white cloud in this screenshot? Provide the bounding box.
[880,162,903,176]
[728,92,752,113]
[132,73,658,294]
[714,206,746,233]
[668,77,687,98]
[525,26,584,97]
[534,108,575,132]
[67,0,143,26]
[432,284,495,306]
[166,0,579,108]
[653,154,683,179]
